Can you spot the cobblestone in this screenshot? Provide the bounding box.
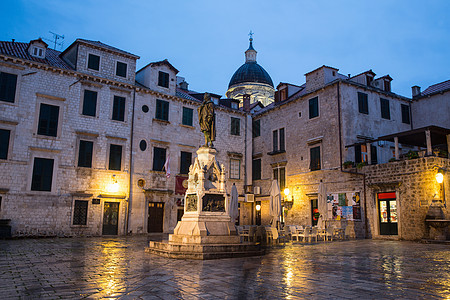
[1,236,449,299]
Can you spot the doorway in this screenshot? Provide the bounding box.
[102,202,119,235]
[311,199,318,226]
[148,202,164,233]
[378,192,398,235]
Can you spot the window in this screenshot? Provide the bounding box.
[252,119,260,138]
[142,105,149,113]
[158,71,169,88]
[273,167,286,191]
[82,90,97,116]
[139,140,147,151]
[87,54,100,71]
[108,144,122,171]
[358,92,368,114]
[180,151,192,174]
[252,158,261,180]
[73,200,88,225]
[310,146,321,171]
[231,117,240,136]
[182,107,193,126]
[380,98,390,120]
[155,99,169,121]
[272,128,285,152]
[78,140,93,168]
[116,61,127,78]
[309,96,319,119]
[37,103,59,137]
[0,129,10,159]
[153,147,166,171]
[31,157,54,191]
[0,72,18,103]
[384,80,391,92]
[401,104,410,124]
[112,95,126,121]
[230,158,240,179]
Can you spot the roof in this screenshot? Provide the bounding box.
[0,40,73,70]
[377,126,450,148]
[420,79,450,97]
[149,59,179,74]
[228,61,274,88]
[304,65,339,76]
[74,39,139,59]
[176,88,201,102]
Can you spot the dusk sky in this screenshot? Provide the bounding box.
[2,0,449,97]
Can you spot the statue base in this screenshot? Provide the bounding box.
[146,147,263,259]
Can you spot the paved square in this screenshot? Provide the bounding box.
[1,236,449,299]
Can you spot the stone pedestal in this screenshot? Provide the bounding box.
[146,147,263,259]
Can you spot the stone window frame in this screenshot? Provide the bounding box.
[107,143,124,171]
[252,158,262,181]
[180,151,192,175]
[76,136,97,169]
[33,94,65,140]
[0,69,20,104]
[358,92,369,115]
[80,88,99,118]
[229,158,241,180]
[158,71,170,88]
[309,96,320,119]
[182,106,194,127]
[272,128,285,153]
[230,117,240,136]
[115,60,128,79]
[87,52,101,72]
[111,95,127,122]
[271,161,287,192]
[27,148,60,194]
[401,103,410,124]
[307,138,322,171]
[155,99,169,122]
[380,98,390,120]
[152,146,167,172]
[252,119,261,138]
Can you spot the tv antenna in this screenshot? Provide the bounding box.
[42,31,65,50]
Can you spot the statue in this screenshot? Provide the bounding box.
[197,93,216,147]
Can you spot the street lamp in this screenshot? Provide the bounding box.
[436,169,444,184]
[106,175,120,193]
[255,204,261,211]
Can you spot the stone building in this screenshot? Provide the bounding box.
[0,38,249,237]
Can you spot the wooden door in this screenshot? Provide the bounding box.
[148,202,164,233]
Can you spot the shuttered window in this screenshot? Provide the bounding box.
[180,151,192,174]
[78,140,93,168]
[358,92,368,114]
[158,71,169,88]
[31,157,54,191]
[116,61,127,78]
[82,90,97,116]
[231,117,240,136]
[87,54,100,71]
[0,129,10,159]
[108,144,122,171]
[112,96,126,121]
[310,146,321,171]
[0,72,17,103]
[156,99,169,121]
[309,97,319,119]
[380,98,390,120]
[401,104,410,124]
[37,103,59,137]
[182,107,193,126]
[252,159,261,180]
[153,147,166,171]
[273,130,278,152]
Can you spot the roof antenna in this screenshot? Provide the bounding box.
[42,31,65,50]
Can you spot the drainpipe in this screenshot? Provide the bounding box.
[126,88,137,234]
[337,81,368,238]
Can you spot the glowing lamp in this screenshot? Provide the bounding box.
[436,170,444,184]
[284,188,290,196]
[255,204,261,211]
[106,175,120,193]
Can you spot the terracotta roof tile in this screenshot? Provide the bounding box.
[0,41,73,70]
[421,79,450,97]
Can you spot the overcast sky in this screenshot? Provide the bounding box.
[1,0,449,97]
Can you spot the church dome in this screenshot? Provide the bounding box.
[228,61,274,88]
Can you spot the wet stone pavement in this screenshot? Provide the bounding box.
[0,236,450,299]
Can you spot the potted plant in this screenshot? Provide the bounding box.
[389,157,396,162]
[343,161,354,169]
[356,161,367,169]
[406,150,419,160]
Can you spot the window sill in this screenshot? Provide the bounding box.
[179,124,194,129]
[70,225,89,228]
[267,150,286,156]
[153,118,170,125]
[230,134,241,137]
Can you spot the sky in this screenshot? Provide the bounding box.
[1,0,449,97]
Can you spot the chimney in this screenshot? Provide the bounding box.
[411,85,421,98]
[243,94,250,112]
[179,81,189,90]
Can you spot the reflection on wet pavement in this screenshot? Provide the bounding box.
[0,236,449,299]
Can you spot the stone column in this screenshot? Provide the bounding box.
[394,137,399,160]
[366,142,372,165]
[426,130,432,156]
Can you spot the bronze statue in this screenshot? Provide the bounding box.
[197,93,216,147]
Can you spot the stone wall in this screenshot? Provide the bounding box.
[362,157,450,240]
